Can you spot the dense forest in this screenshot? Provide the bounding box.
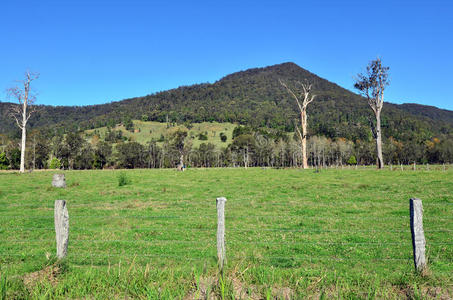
[1,62,452,169]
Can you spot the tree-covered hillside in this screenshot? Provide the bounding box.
[1,62,452,141]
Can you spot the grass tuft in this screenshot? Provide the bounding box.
[117,172,131,187]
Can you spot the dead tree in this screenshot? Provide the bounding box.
[7,71,39,173]
[169,129,188,171]
[354,58,389,169]
[279,79,316,169]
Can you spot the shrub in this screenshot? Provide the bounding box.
[118,172,130,186]
[49,158,61,169]
[124,117,134,131]
[347,155,357,165]
[220,132,227,142]
[198,132,208,140]
[0,152,9,170]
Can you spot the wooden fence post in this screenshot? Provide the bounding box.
[410,198,426,272]
[55,200,69,259]
[216,197,227,273]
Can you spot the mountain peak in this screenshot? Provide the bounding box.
[217,61,311,83]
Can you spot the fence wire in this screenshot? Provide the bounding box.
[2,239,453,246]
[1,252,452,264]
[0,196,452,269]
[1,214,453,221]
[2,226,453,233]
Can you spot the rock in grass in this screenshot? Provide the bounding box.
[52,174,66,188]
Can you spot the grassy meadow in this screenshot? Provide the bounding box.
[0,167,452,299]
[85,121,237,147]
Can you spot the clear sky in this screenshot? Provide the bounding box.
[1,0,452,110]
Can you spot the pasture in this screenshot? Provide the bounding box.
[85,121,237,147]
[0,168,452,299]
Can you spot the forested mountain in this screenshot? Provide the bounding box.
[1,62,453,170]
[1,62,452,141]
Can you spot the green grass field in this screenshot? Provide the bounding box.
[85,121,237,148]
[0,168,452,299]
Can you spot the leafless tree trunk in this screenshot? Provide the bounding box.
[242,148,249,169]
[375,110,384,168]
[280,79,316,169]
[354,58,389,169]
[7,71,39,173]
[33,134,36,170]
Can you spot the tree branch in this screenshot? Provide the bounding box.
[294,120,303,142]
[279,79,303,113]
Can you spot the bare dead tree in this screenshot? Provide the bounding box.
[7,71,40,173]
[354,58,389,169]
[279,79,316,169]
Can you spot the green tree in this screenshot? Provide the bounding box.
[354,58,390,169]
[61,132,85,169]
[168,129,190,167]
[116,142,145,168]
[0,152,9,170]
[230,134,256,168]
[124,116,134,131]
[93,141,112,169]
[6,147,21,169]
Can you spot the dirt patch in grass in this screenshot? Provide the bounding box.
[23,264,62,290]
[272,286,294,300]
[422,286,453,299]
[403,285,453,300]
[230,277,261,300]
[184,275,263,300]
[184,276,217,300]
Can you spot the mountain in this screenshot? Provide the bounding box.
[1,62,452,143]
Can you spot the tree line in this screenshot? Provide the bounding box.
[0,125,451,170]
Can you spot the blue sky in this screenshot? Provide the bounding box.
[1,0,452,110]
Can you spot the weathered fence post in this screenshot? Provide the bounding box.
[401,164,403,171]
[216,197,227,273]
[410,198,427,272]
[52,174,66,188]
[413,162,416,171]
[55,200,69,259]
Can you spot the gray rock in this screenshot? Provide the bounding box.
[52,174,66,188]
